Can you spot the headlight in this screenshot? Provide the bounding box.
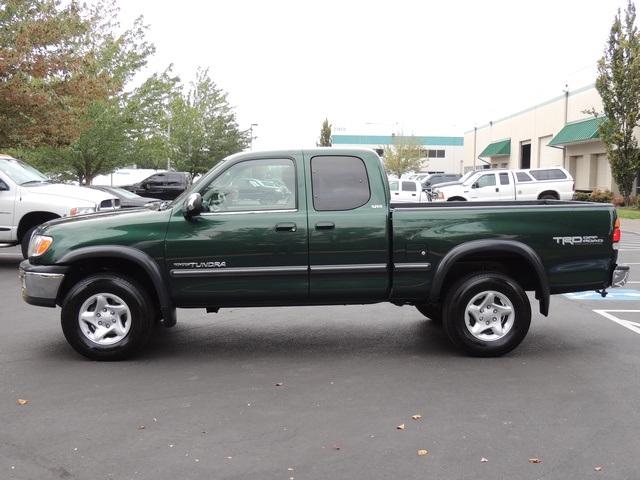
[28,234,53,258]
[69,206,96,216]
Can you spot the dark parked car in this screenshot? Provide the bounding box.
[86,186,161,208]
[231,177,286,205]
[420,173,462,190]
[122,171,192,200]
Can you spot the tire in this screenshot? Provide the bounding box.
[415,304,443,323]
[539,194,557,200]
[61,274,154,361]
[442,272,531,357]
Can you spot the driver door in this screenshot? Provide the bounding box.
[165,156,309,307]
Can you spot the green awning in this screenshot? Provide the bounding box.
[548,117,602,147]
[479,138,510,157]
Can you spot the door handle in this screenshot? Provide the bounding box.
[275,222,297,232]
[315,222,335,231]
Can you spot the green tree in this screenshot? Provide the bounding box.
[317,118,332,146]
[380,134,425,178]
[10,4,159,184]
[123,70,181,170]
[0,0,130,149]
[168,68,250,177]
[591,0,640,206]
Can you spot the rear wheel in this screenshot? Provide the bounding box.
[61,274,153,361]
[442,272,531,357]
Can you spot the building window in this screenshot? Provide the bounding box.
[427,149,445,158]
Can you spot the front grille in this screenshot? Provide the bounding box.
[98,198,121,210]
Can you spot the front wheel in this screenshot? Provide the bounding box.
[442,273,531,357]
[61,274,154,361]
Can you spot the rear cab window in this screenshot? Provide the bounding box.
[311,156,370,211]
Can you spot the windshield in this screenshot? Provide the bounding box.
[0,158,50,185]
[458,171,476,184]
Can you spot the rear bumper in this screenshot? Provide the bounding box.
[18,260,68,307]
[612,264,630,288]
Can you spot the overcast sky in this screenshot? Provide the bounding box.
[116,0,628,149]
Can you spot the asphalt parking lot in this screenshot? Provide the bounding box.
[2,225,640,479]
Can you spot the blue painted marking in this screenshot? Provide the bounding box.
[564,289,640,300]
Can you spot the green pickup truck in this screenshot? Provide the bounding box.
[19,148,628,360]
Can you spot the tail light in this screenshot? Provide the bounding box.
[613,217,621,247]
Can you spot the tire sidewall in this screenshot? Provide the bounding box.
[443,273,531,357]
[61,274,152,361]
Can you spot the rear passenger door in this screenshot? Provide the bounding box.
[306,153,390,302]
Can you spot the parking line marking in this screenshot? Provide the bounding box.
[594,310,640,335]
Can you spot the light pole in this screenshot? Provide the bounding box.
[250,123,258,150]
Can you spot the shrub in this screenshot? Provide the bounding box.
[589,189,615,203]
[573,191,591,201]
[613,195,637,206]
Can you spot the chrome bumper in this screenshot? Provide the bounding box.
[19,260,67,307]
[612,264,630,288]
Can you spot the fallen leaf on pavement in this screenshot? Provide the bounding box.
[595,467,603,471]
[418,450,428,456]
[275,382,284,386]
[17,399,27,405]
[481,458,488,463]
[412,414,422,420]
[396,423,405,430]
[529,458,541,463]
[138,425,146,430]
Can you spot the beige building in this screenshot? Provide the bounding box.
[463,85,617,193]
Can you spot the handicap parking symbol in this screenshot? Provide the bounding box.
[564,289,640,300]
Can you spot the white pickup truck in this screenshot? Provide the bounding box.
[432,167,575,202]
[0,154,120,257]
[388,179,430,203]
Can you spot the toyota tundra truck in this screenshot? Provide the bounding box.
[19,148,628,360]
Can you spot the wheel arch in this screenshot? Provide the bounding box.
[537,190,559,200]
[56,245,177,327]
[18,211,59,243]
[427,239,550,316]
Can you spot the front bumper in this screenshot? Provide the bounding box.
[19,260,68,307]
[612,264,630,288]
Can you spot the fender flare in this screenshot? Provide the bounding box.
[58,245,177,327]
[427,239,550,316]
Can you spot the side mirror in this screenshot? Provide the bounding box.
[472,182,479,189]
[0,180,8,191]
[182,193,203,218]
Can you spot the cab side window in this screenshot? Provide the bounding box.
[402,181,417,192]
[476,174,496,188]
[146,173,165,187]
[199,158,295,212]
[311,156,370,211]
